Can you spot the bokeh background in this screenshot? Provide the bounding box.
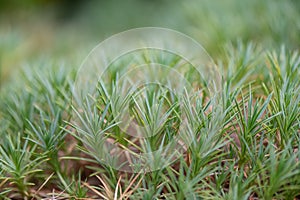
[1,0,300,88]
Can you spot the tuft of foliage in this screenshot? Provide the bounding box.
[0,42,299,199]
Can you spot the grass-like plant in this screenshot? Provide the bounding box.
[0,39,299,199]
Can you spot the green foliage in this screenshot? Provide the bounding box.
[0,42,300,199]
[0,1,300,197]
[0,134,46,198]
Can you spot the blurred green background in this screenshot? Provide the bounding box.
[1,0,299,87]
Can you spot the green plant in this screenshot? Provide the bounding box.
[0,133,46,198]
[1,0,300,197]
